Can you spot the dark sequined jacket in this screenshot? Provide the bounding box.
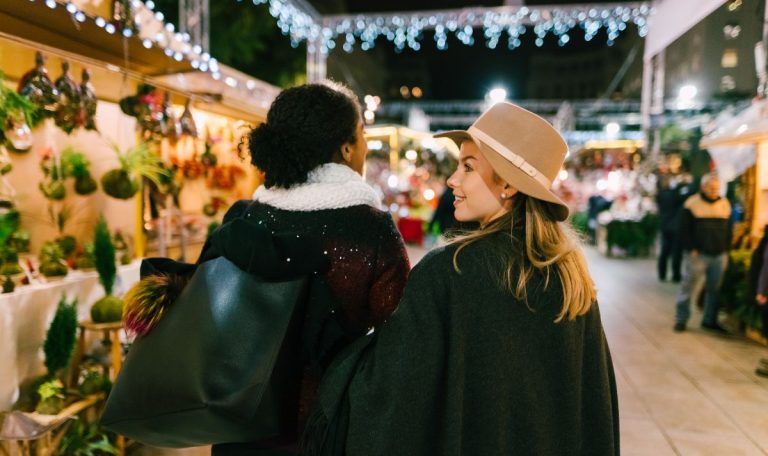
[208,199,410,454]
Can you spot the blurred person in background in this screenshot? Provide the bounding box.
[656,174,689,282]
[673,173,731,333]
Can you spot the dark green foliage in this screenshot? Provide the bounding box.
[570,211,589,236]
[0,205,21,247]
[43,295,78,377]
[605,213,658,257]
[90,294,123,323]
[152,1,305,87]
[58,419,118,456]
[93,217,116,295]
[0,71,39,130]
[2,275,14,293]
[720,249,762,330]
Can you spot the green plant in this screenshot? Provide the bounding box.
[720,249,762,330]
[90,217,122,322]
[43,295,78,378]
[8,229,30,253]
[77,363,111,396]
[0,247,22,276]
[660,124,690,150]
[61,147,98,195]
[58,420,118,456]
[570,211,589,236]
[0,202,21,248]
[605,213,658,257]
[0,71,39,132]
[39,241,69,278]
[93,218,115,295]
[101,142,167,199]
[74,242,95,270]
[35,379,65,415]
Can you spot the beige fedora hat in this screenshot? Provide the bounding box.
[435,101,570,221]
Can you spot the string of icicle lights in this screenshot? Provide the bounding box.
[238,0,653,54]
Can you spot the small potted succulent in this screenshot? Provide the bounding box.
[74,242,95,271]
[38,241,69,280]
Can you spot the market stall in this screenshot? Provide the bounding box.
[562,138,658,256]
[701,99,768,242]
[364,125,459,244]
[699,99,768,340]
[0,1,278,451]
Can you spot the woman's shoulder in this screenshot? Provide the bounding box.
[411,244,460,278]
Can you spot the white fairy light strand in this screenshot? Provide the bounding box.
[24,0,282,104]
[237,1,652,53]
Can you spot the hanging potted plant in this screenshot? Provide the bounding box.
[0,72,38,153]
[39,149,67,201]
[90,217,122,323]
[61,147,97,195]
[101,142,167,200]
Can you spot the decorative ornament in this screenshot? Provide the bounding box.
[179,99,198,138]
[161,92,181,143]
[18,52,60,119]
[240,1,652,53]
[54,62,83,134]
[119,84,164,140]
[80,69,98,131]
[112,0,138,34]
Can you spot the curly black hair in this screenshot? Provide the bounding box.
[249,82,361,188]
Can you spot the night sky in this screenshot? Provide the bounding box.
[312,0,644,100]
[155,0,645,99]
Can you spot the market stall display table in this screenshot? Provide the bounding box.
[68,321,124,387]
[0,263,140,411]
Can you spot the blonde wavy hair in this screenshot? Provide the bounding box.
[450,193,596,322]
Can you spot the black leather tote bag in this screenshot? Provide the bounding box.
[101,256,310,447]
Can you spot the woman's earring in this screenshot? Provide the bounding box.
[501,192,508,199]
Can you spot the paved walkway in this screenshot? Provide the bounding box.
[589,248,768,455]
[134,246,768,456]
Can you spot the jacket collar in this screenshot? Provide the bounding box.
[699,192,721,204]
[252,163,382,211]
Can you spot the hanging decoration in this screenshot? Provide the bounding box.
[112,0,138,34]
[18,52,60,120]
[179,99,198,138]
[101,142,167,200]
[119,83,165,140]
[80,69,98,131]
[236,0,652,53]
[161,92,181,143]
[0,73,36,153]
[54,62,83,134]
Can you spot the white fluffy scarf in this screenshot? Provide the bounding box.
[252,163,382,211]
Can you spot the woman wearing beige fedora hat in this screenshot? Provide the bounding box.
[302,102,619,456]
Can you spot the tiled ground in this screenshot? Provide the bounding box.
[133,246,768,456]
[590,248,768,455]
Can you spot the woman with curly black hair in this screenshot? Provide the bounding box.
[207,81,410,455]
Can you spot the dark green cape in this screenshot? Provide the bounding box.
[303,233,619,456]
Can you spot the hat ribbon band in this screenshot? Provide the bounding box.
[468,126,552,188]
